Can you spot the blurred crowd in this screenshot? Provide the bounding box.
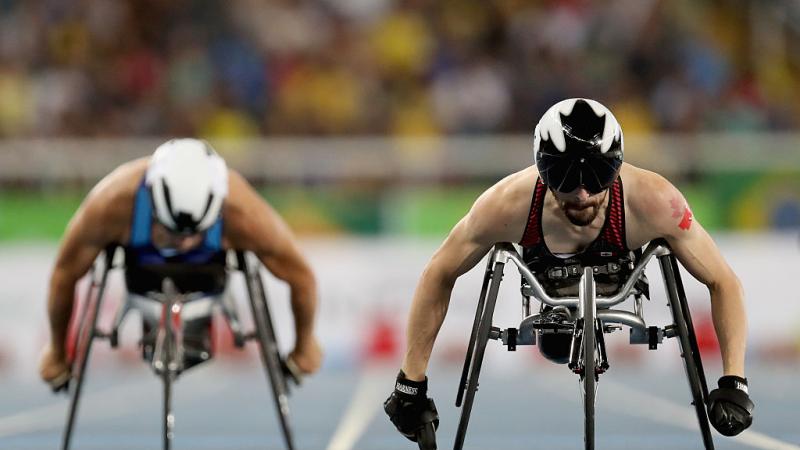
[0,0,798,138]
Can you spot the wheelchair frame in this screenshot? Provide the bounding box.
[450,239,714,450]
[59,247,299,450]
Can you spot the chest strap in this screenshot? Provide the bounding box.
[545,261,628,280]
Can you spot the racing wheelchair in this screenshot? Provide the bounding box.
[417,239,715,450]
[57,245,301,450]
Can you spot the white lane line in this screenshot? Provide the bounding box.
[0,367,233,438]
[326,369,390,450]
[600,379,800,450]
[0,380,154,437]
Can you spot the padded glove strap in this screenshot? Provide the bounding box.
[718,375,748,394]
[394,370,427,399]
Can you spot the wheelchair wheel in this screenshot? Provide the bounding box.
[677,316,714,450]
[580,267,596,450]
[456,256,494,407]
[160,330,175,450]
[239,253,295,450]
[162,366,174,450]
[453,261,505,450]
[62,260,111,450]
[62,287,97,450]
[660,256,714,449]
[252,293,295,450]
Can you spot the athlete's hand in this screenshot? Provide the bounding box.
[289,335,322,375]
[384,371,439,442]
[708,375,754,436]
[39,344,71,392]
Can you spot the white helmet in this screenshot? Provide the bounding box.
[146,139,228,234]
[533,98,623,194]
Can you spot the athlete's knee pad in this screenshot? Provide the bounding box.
[538,331,572,364]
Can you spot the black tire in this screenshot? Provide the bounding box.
[660,255,714,449]
[453,261,504,450]
[254,270,291,393]
[61,260,111,450]
[678,319,713,450]
[162,323,175,450]
[162,359,174,450]
[580,267,596,450]
[239,252,295,450]
[61,290,96,450]
[417,422,437,450]
[253,290,294,450]
[456,257,494,407]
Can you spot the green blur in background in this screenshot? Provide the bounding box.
[2,170,799,242]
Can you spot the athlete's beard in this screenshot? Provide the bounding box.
[559,195,605,226]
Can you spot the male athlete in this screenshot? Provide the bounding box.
[40,138,322,387]
[384,99,754,442]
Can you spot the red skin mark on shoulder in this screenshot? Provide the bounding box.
[678,208,693,230]
[669,197,693,231]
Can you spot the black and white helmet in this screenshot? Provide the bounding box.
[533,98,623,194]
[146,139,228,234]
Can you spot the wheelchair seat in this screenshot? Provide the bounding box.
[124,259,228,372]
[534,306,574,364]
[125,261,227,297]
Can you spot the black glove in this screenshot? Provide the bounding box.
[707,375,754,436]
[384,371,439,442]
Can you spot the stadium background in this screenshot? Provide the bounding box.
[0,0,799,237]
[1,1,799,449]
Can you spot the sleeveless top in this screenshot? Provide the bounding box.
[518,177,638,297]
[124,178,227,295]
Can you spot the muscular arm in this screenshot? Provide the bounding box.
[401,172,532,380]
[47,188,122,357]
[635,174,746,377]
[38,161,139,387]
[225,171,317,346]
[400,217,492,380]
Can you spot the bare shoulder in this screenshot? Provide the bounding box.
[622,164,680,213]
[69,158,147,244]
[222,168,284,250]
[86,159,146,222]
[223,167,265,217]
[621,163,689,239]
[466,165,538,243]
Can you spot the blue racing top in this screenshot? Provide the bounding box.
[126,179,224,266]
[124,178,228,295]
